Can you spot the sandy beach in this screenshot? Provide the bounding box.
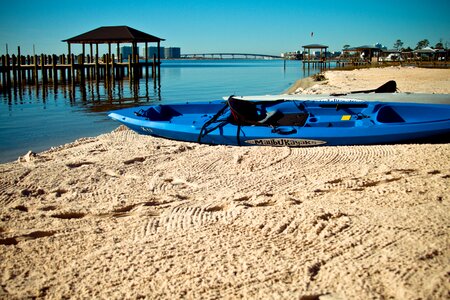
[1,66,449,299]
[287,66,450,94]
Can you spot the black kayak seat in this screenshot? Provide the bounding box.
[227,97,265,124]
[227,96,308,126]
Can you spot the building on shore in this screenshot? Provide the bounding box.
[281,51,302,60]
[121,46,138,59]
[146,46,165,59]
[144,46,181,59]
[164,47,181,59]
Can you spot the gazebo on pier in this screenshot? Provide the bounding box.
[63,26,165,80]
[343,45,381,63]
[302,44,329,68]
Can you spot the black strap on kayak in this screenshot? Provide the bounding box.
[236,123,241,146]
[197,103,230,143]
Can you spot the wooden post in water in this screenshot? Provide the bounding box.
[120,54,124,78]
[152,54,156,79]
[136,53,141,78]
[100,54,105,79]
[52,54,57,83]
[152,54,157,88]
[0,55,3,86]
[95,43,99,81]
[11,55,17,87]
[1,55,6,87]
[107,43,112,80]
[33,55,38,85]
[21,55,27,82]
[6,55,11,88]
[60,55,66,83]
[89,44,93,63]
[157,41,161,81]
[70,54,75,85]
[89,43,93,79]
[116,42,120,79]
[79,54,83,81]
[48,55,53,80]
[67,43,71,65]
[128,54,132,81]
[104,54,108,80]
[17,47,22,86]
[66,54,71,83]
[40,54,47,84]
[131,43,136,80]
[111,54,115,80]
[145,42,148,79]
[86,54,90,80]
[81,44,86,83]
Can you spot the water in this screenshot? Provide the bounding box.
[0,59,321,163]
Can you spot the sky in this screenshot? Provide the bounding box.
[0,0,449,56]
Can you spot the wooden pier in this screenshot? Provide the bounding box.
[1,26,165,91]
[0,51,161,89]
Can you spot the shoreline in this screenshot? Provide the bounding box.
[1,66,449,299]
[286,66,450,95]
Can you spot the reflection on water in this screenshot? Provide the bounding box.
[77,78,162,113]
[2,77,162,113]
[0,59,320,162]
[0,77,165,163]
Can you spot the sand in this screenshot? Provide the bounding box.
[287,66,450,94]
[1,67,449,299]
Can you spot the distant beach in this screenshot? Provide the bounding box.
[287,65,450,94]
[0,66,449,299]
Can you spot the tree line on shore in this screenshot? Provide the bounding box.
[343,39,447,52]
[392,39,446,52]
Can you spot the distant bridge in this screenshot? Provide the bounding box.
[180,53,282,59]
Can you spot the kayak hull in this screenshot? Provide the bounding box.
[108,99,450,147]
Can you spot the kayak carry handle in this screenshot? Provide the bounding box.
[271,127,297,135]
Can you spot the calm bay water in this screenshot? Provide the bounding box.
[0,59,319,163]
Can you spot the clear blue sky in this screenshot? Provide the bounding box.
[1,0,449,56]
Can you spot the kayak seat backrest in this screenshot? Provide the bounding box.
[376,106,405,123]
[228,97,265,125]
[142,105,181,121]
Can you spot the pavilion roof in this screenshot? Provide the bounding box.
[302,44,328,49]
[344,45,381,51]
[413,47,436,53]
[63,26,165,44]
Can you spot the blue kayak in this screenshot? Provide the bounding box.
[108,96,450,147]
